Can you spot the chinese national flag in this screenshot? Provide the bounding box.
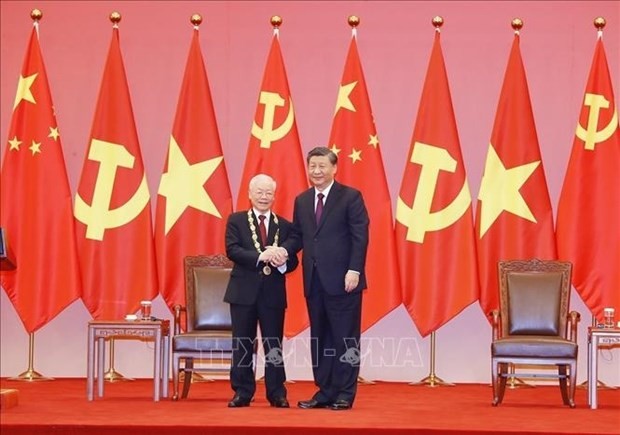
[74,27,157,320]
[475,33,556,317]
[236,32,308,338]
[0,26,82,333]
[155,29,233,312]
[556,36,620,322]
[395,31,478,337]
[329,35,401,332]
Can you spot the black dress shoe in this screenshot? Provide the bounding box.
[330,399,352,410]
[228,395,251,408]
[297,399,331,409]
[269,397,290,408]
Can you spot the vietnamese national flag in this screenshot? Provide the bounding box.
[155,28,233,313]
[74,26,157,320]
[395,30,479,337]
[328,34,401,332]
[475,32,556,317]
[556,35,620,322]
[236,31,308,338]
[0,25,82,333]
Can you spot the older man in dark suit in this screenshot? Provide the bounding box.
[224,174,298,408]
[278,147,369,410]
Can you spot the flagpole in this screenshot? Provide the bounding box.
[9,332,53,381]
[410,331,453,387]
[103,339,133,382]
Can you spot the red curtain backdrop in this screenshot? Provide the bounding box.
[74,26,158,320]
[328,33,402,332]
[0,25,82,333]
[155,28,233,313]
[556,35,620,322]
[395,31,479,337]
[475,32,557,317]
[236,31,308,338]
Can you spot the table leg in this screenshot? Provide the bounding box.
[589,335,599,409]
[87,326,95,401]
[154,329,161,402]
[97,337,105,398]
[162,334,170,398]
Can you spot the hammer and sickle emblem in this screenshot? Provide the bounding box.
[75,139,150,241]
[575,93,618,150]
[396,142,471,244]
[251,91,295,148]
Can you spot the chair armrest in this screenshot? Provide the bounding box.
[173,304,186,336]
[490,309,500,341]
[567,311,581,342]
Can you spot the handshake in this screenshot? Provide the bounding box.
[258,246,289,267]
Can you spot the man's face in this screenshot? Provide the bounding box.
[249,179,275,213]
[308,155,337,190]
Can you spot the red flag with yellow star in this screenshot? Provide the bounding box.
[475,32,556,317]
[74,26,157,320]
[155,28,233,313]
[556,35,620,322]
[0,26,82,333]
[236,31,308,338]
[329,35,402,331]
[395,31,478,336]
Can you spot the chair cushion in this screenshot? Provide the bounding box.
[507,272,563,335]
[191,267,232,331]
[173,331,233,352]
[492,335,577,358]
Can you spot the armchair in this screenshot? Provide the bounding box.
[491,259,580,407]
[172,254,234,400]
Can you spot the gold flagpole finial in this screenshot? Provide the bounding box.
[30,9,42,22]
[109,11,121,26]
[191,14,203,28]
[594,17,606,31]
[432,16,444,29]
[348,15,360,28]
[271,15,282,29]
[511,18,523,33]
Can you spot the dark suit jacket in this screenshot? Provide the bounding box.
[224,211,298,308]
[283,181,369,296]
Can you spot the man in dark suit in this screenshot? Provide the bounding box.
[278,147,369,411]
[224,174,298,408]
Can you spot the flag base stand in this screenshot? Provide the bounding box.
[577,379,616,390]
[358,376,376,385]
[9,333,53,382]
[409,331,454,387]
[104,340,133,382]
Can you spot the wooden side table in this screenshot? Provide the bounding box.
[587,327,620,409]
[87,320,170,402]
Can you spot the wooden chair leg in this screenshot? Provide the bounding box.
[497,362,508,405]
[491,359,499,406]
[568,362,577,408]
[181,358,193,399]
[558,365,570,405]
[172,356,180,401]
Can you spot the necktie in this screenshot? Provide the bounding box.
[316,193,324,225]
[258,215,267,246]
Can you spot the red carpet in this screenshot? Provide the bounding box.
[1,378,619,434]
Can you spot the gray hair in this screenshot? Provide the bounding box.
[249,173,277,191]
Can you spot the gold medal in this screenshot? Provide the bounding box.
[263,265,272,275]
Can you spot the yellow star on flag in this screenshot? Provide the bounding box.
[334,81,357,115]
[48,127,60,141]
[478,143,540,237]
[158,135,223,234]
[13,73,38,109]
[368,134,379,148]
[29,140,42,155]
[329,144,341,156]
[9,136,22,151]
[348,148,362,164]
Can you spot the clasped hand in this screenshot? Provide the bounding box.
[258,246,288,267]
